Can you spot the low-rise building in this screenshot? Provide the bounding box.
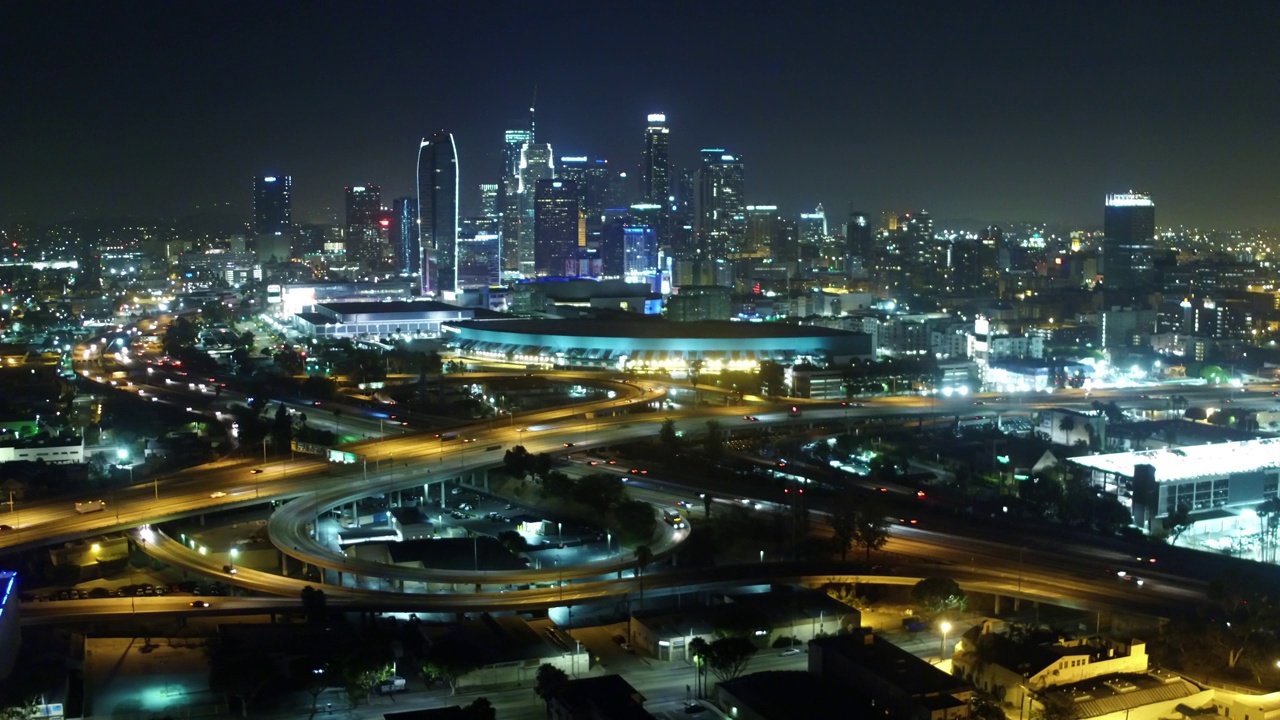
[809,630,972,720]
[420,614,587,690]
[549,674,654,720]
[718,670,874,720]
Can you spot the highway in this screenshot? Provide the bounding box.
[10,373,1274,623]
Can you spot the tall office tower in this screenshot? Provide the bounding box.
[558,157,612,224]
[479,184,499,217]
[879,211,900,233]
[456,233,501,289]
[896,210,933,263]
[606,170,632,212]
[641,113,671,245]
[391,197,418,276]
[499,129,533,272]
[619,221,658,281]
[344,185,383,268]
[534,179,579,276]
[745,205,781,258]
[693,150,746,259]
[517,143,555,276]
[1103,192,1156,289]
[253,175,292,236]
[417,131,460,294]
[948,239,990,295]
[846,211,873,272]
[798,205,827,247]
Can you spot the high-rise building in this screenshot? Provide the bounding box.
[391,197,418,277]
[1103,192,1156,290]
[745,205,781,258]
[344,185,382,267]
[641,113,671,245]
[615,220,657,281]
[846,211,873,272]
[693,150,746,259]
[417,131,460,294]
[558,157,612,225]
[457,233,501,289]
[534,179,579,276]
[517,143,555,276]
[499,129,533,273]
[253,175,292,236]
[798,205,827,247]
[479,184,499,218]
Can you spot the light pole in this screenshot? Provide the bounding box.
[606,531,612,557]
[939,620,952,661]
[229,547,239,572]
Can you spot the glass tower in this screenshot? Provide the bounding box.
[417,131,460,294]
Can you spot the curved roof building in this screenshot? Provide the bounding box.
[442,318,872,371]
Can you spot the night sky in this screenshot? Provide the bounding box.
[3,1,1279,228]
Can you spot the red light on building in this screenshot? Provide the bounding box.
[379,219,391,227]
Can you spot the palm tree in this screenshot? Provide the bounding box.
[1057,415,1076,441]
[634,545,653,608]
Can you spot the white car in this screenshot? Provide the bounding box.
[209,491,227,499]
[780,647,802,657]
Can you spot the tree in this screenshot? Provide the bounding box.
[503,445,532,478]
[1057,415,1076,437]
[702,492,715,519]
[634,544,654,608]
[534,663,569,716]
[1184,407,1208,421]
[1206,571,1278,670]
[851,506,891,565]
[421,639,477,695]
[703,420,724,462]
[911,576,967,615]
[703,636,757,685]
[341,641,395,707]
[422,350,444,376]
[1164,503,1193,546]
[969,690,1007,720]
[272,403,292,451]
[331,408,343,438]
[464,697,497,720]
[829,500,858,562]
[689,637,711,698]
[614,500,657,546]
[573,473,627,514]
[658,418,679,453]
[532,452,553,480]
[496,529,528,554]
[758,361,786,398]
[300,585,327,625]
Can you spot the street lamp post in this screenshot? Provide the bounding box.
[229,547,239,572]
[939,621,952,661]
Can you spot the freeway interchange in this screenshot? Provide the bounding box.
[10,372,1276,622]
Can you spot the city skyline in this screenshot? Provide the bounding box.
[3,2,1280,227]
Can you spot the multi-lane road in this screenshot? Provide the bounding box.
[12,373,1277,621]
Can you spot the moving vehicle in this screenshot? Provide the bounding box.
[75,500,107,514]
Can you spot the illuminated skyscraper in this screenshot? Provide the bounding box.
[558,157,611,223]
[693,150,745,258]
[417,131,460,294]
[499,128,532,272]
[846,211,872,272]
[1103,192,1156,289]
[534,179,579,276]
[517,142,555,276]
[344,184,382,267]
[641,114,671,247]
[253,175,292,236]
[391,196,418,276]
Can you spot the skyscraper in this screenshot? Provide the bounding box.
[1103,192,1156,289]
[344,185,382,267]
[417,131,460,294]
[641,114,670,203]
[499,129,532,272]
[534,179,579,276]
[745,205,782,258]
[846,211,872,272]
[253,175,292,236]
[693,150,745,258]
[517,142,555,276]
[391,196,418,277]
[558,157,611,224]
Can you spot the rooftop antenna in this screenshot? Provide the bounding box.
[529,85,538,142]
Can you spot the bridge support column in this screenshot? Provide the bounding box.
[993,594,1002,615]
[482,470,490,492]
[441,482,446,507]
[1013,596,1021,612]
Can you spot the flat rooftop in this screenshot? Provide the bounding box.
[1070,437,1280,482]
[445,318,863,340]
[318,300,468,315]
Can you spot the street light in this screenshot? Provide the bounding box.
[939,620,952,660]
[229,547,239,571]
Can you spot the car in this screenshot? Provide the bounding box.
[222,565,238,575]
[612,634,626,645]
[898,517,919,525]
[743,415,758,421]
[250,469,264,474]
[676,501,692,509]
[563,442,576,448]
[0,525,11,532]
[916,490,926,498]
[780,647,802,657]
[190,600,210,608]
[607,460,618,465]
[588,460,600,466]
[876,487,888,493]
[209,491,227,499]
